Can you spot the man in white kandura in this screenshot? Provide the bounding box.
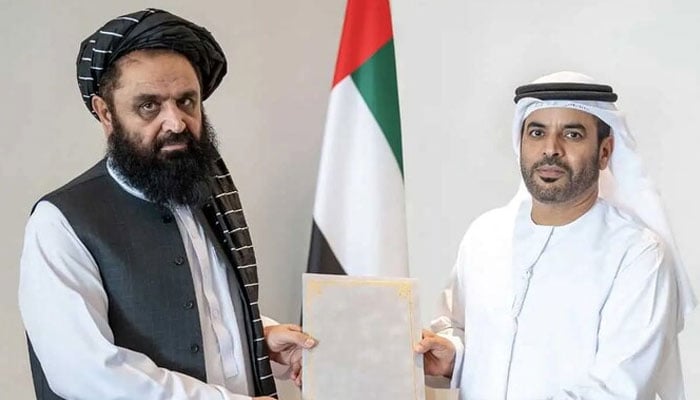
[415,71,696,399]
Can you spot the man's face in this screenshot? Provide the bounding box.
[100,50,218,206]
[106,50,203,152]
[519,108,611,204]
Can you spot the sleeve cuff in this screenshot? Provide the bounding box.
[213,385,253,400]
[261,315,279,327]
[439,333,464,389]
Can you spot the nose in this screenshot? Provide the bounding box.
[542,132,564,158]
[160,102,186,134]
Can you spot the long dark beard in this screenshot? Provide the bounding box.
[521,153,599,204]
[107,113,218,206]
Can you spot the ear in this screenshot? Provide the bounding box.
[598,135,614,170]
[91,95,114,137]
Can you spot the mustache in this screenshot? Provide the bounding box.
[154,131,196,152]
[531,155,572,174]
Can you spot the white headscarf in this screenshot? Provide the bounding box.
[511,71,696,330]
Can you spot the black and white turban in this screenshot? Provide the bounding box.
[76,8,227,118]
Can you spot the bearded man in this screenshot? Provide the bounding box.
[416,72,696,399]
[18,8,313,400]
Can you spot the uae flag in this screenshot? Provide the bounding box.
[307,0,408,278]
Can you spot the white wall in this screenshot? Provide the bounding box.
[1,0,697,398]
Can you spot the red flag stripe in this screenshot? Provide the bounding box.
[332,0,394,87]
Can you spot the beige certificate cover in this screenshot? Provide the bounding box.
[302,273,425,400]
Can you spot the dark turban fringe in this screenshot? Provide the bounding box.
[514,82,618,103]
[76,8,227,119]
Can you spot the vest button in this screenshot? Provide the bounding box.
[190,344,200,353]
[174,256,185,265]
[184,300,195,310]
[162,214,173,223]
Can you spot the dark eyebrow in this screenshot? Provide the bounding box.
[133,93,164,104]
[178,90,199,100]
[563,123,587,131]
[133,90,200,105]
[525,121,588,131]
[525,121,546,130]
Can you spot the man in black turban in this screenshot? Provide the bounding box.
[19,9,314,400]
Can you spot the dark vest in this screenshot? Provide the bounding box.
[27,159,250,399]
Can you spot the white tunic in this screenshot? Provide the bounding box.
[433,199,682,400]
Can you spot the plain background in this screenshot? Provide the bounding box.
[0,1,697,399]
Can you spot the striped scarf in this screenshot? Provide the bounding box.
[202,154,277,398]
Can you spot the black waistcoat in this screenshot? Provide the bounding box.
[28,159,228,399]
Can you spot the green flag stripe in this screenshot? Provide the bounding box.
[350,40,403,176]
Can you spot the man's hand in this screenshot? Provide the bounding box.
[414,329,456,378]
[264,324,317,387]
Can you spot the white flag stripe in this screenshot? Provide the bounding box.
[313,76,408,277]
